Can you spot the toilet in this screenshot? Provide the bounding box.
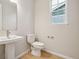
[27,34,44,56]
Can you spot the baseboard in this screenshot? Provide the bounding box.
[44,49,73,59]
[16,49,30,59]
[16,48,73,59]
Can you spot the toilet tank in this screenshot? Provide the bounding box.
[27,34,35,44]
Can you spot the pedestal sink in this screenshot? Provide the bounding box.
[0,35,23,59]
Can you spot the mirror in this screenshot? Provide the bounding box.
[50,0,67,24]
[0,0,17,30]
[0,4,2,30]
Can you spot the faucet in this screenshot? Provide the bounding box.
[6,30,10,39]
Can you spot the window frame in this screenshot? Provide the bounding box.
[49,0,68,24]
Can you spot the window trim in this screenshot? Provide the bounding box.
[49,0,68,24]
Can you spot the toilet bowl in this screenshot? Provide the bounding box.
[31,42,44,56]
[27,34,44,56]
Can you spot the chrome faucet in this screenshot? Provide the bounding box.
[6,30,10,39]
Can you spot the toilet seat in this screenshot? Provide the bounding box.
[32,42,44,49]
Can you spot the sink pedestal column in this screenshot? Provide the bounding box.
[5,43,16,59]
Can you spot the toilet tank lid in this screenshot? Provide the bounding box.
[27,34,35,36]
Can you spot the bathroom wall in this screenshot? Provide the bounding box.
[0,0,34,58]
[14,0,35,56]
[35,0,79,59]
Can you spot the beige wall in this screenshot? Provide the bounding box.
[14,0,34,56]
[35,0,79,59]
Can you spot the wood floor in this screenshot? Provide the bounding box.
[20,50,64,59]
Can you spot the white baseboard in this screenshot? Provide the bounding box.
[16,48,73,59]
[16,49,30,59]
[44,49,73,59]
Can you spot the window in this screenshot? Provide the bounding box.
[59,0,65,3]
[51,0,67,24]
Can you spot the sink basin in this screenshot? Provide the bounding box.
[0,35,23,59]
[0,35,22,44]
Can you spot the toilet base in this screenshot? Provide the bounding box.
[31,47,41,56]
